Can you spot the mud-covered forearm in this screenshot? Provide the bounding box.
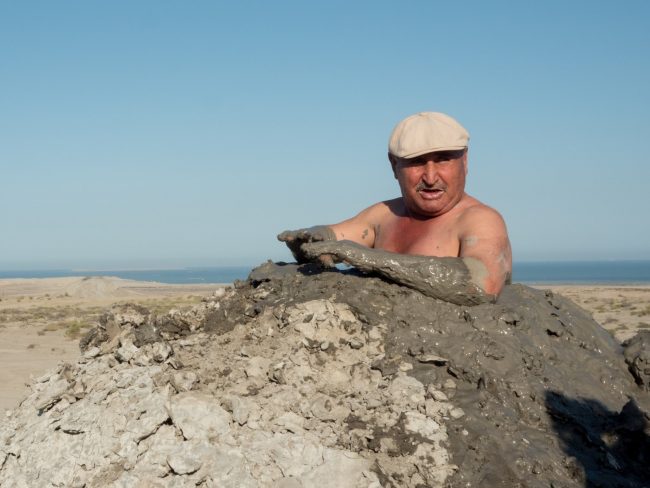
[302,240,494,306]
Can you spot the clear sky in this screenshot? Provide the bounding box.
[1,1,649,269]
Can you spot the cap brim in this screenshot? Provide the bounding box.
[393,145,467,159]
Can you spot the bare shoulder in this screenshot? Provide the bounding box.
[457,198,508,237]
[342,199,394,225]
[363,199,396,219]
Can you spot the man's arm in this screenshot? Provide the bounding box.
[299,206,512,306]
[277,203,386,263]
[458,206,512,295]
[300,240,492,306]
[328,203,386,246]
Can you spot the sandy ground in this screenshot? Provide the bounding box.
[0,276,226,412]
[537,284,650,342]
[1,278,648,413]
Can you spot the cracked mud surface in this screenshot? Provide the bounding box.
[1,262,649,487]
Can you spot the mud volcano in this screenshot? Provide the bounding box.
[1,262,649,487]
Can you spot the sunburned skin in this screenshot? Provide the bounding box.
[301,240,494,306]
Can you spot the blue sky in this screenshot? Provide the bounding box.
[1,1,649,269]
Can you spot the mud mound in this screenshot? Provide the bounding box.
[1,262,649,487]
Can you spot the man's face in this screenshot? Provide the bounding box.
[390,149,468,218]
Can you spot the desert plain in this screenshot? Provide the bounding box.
[0,276,225,412]
[1,276,649,413]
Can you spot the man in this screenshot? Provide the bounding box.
[278,112,512,306]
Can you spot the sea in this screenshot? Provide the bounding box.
[1,261,649,285]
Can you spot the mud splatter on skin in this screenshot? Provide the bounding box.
[462,235,478,247]
[497,252,513,285]
[362,229,368,240]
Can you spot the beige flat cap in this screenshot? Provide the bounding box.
[388,112,469,159]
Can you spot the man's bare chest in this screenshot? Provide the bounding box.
[374,216,461,257]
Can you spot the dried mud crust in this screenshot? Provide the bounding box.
[1,262,650,488]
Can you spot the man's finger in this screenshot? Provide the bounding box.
[277,230,297,242]
[318,254,336,267]
[301,241,331,258]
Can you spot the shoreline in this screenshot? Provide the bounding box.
[0,267,253,285]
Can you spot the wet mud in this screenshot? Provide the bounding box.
[1,262,649,487]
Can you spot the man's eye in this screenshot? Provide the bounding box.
[404,159,424,166]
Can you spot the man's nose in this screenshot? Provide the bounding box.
[421,161,437,184]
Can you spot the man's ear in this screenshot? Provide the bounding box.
[462,148,469,176]
[388,153,398,179]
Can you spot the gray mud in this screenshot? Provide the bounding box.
[299,240,492,305]
[1,262,649,487]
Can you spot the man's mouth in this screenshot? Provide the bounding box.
[416,184,445,199]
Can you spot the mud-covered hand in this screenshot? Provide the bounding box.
[277,225,337,264]
[301,240,372,270]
